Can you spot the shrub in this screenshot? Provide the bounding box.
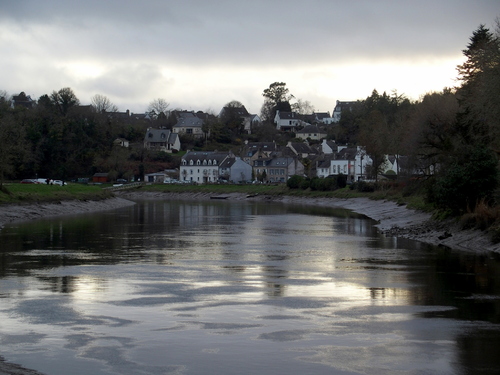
[287,175,304,189]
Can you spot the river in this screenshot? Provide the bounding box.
[0,199,499,374]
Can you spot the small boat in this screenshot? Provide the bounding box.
[210,195,229,200]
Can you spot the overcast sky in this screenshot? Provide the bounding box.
[1,0,498,115]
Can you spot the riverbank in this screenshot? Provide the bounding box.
[0,197,135,230]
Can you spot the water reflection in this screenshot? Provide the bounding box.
[0,199,499,375]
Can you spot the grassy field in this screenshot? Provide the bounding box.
[0,181,431,212]
[0,183,114,204]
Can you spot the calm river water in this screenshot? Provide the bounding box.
[1,199,500,375]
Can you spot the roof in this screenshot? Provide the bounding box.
[336,147,357,160]
[182,151,229,164]
[276,111,299,120]
[288,142,316,155]
[314,112,330,119]
[144,128,178,144]
[173,112,204,128]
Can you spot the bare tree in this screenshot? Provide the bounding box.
[292,99,315,115]
[147,98,170,119]
[91,94,118,113]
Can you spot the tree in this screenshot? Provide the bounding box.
[91,94,118,113]
[147,98,170,120]
[455,24,500,148]
[50,87,80,116]
[261,82,295,122]
[292,99,315,115]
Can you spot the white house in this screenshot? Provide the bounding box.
[274,111,302,131]
[180,151,229,183]
[316,146,372,182]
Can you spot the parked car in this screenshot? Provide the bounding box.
[116,179,127,184]
[52,180,66,186]
[20,179,36,184]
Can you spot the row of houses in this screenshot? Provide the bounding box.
[141,139,379,184]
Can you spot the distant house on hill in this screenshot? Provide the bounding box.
[12,92,35,109]
[274,111,304,131]
[332,100,357,123]
[144,128,180,152]
[172,111,206,138]
[295,125,327,141]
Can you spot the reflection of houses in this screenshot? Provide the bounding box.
[253,156,304,183]
[295,125,327,141]
[144,128,180,152]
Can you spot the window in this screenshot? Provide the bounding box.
[189,160,193,165]
[186,128,193,134]
[161,133,166,139]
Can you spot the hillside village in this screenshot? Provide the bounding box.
[2,21,500,221]
[102,101,384,185]
[6,91,388,185]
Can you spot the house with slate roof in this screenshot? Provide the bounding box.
[316,145,372,182]
[285,141,318,159]
[180,151,230,183]
[219,156,253,183]
[274,111,304,131]
[144,128,180,152]
[332,100,357,123]
[252,156,304,183]
[172,111,206,138]
[240,141,279,164]
[295,124,327,141]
